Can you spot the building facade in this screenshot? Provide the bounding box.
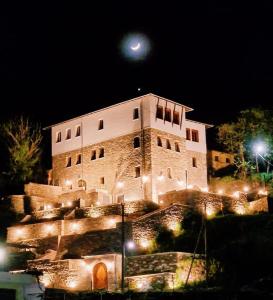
[207,150,235,173]
[49,93,210,203]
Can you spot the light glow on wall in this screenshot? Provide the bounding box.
[95,201,101,206]
[65,180,72,186]
[201,187,208,192]
[205,205,215,217]
[67,201,72,207]
[44,204,52,210]
[157,175,164,181]
[142,175,149,183]
[235,206,245,215]
[217,189,224,195]
[243,186,249,193]
[258,189,268,196]
[108,218,116,226]
[15,228,24,238]
[71,223,79,232]
[187,184,193,189]
[232,191,240,199]
[139,239,150,249]
[116,181,124,188]
[67,280,77,288]
[177,180,184,186]
[45,224,54,234]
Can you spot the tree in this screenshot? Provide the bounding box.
[0,116,43,191]
[217,108,273,179]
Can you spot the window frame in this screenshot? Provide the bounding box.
[156,105,164,119]
[75,125,81,137]
[133,108,139,120]
[76,154,82,165]
[66,157,72,168]
[56,131,62,143]
[133,136,140,148]
[66,128,71,140]
[91,150,96,160]
[135,166,141,178]
[191,129,199,142]
[173,111,180,125]
[192,157,197,168]
[98,119,104,130]
[164,107,172,122]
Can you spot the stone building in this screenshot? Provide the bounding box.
[47,93,211,203]
[6,94,268,292]
[207,150,235,173]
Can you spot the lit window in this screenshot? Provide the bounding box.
[133,137,140,148]
[91,150,96,160]
[173,111,180,125]
[75,125,81,137]
[66,129,71,140]
[175,142,180,152]
[66,157,72,168]
[226,157,230,163]
[99,148,104,158]
[56,131,62,143]
[186,128,191,141]
[133,108,139,120]
[166,139,171,150]
[98,120,104,130]
[157,137,162,147]
[135,166,141,178]
[165,108,171,122]
[76,154,81,165]
[167,168,172,179]
[156,105,163,119]
[192,130,199,142]
[100,177,105,185]
[192,157,197,167]
[215,156,219,162]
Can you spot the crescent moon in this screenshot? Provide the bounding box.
[131,43,141,51]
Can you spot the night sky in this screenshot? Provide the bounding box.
[1,1,273,128]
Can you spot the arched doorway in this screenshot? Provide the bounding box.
[78,179,87,190]
[93,262,108,290]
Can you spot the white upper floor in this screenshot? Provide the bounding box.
[47,93,211,156]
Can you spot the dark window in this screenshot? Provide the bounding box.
[167,168,172,179]
[66,157,72,167]
[173,111,180,125]
[192,130,199,142]
[165,108,171,122]
[56,131,61,143]
[99,148,104,158]
[186,128,191,140]
[192,157,197,167]
[91,150,96,160]
[66,129,71,140]
[156,105,163,119]
[75,126,81,137]
[215,156,219,162]
[135,166,141,178]
[133,108,139,120]
[100,177,105,184]
[175,142,180,152]
[166,139,171,150]
[157,137,162,147]
[133,137,140,148]
[226,157,231,163]
[76,154,81,164]
[98,120,104,130]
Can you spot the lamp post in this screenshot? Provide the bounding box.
[121,199,125,293]
[253,142,266,173]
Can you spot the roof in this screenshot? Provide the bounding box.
[43,93,194,130]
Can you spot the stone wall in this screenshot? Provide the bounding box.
[28,254,122,291]
[131,204,185,246]
[7,215,121,243]
[52,128,208,203]
[126,252,205,291]
[248,196,268,213]
[25,183,62,198]
[159,190,249,215]
[9,195,25,214]
[126,252,191,276]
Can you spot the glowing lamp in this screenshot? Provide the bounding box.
[201,187,208,192]
[235,206,245,215]
[136,281,143,289]
[45,224,54,233]
[159,200,164,204]
[187,184,193,189]
[206,207,214,217]
[253,142,266,154]
[67,201,72,207]
[95,201,101,206]
[85,264,92,271]
[127,241,135,250]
